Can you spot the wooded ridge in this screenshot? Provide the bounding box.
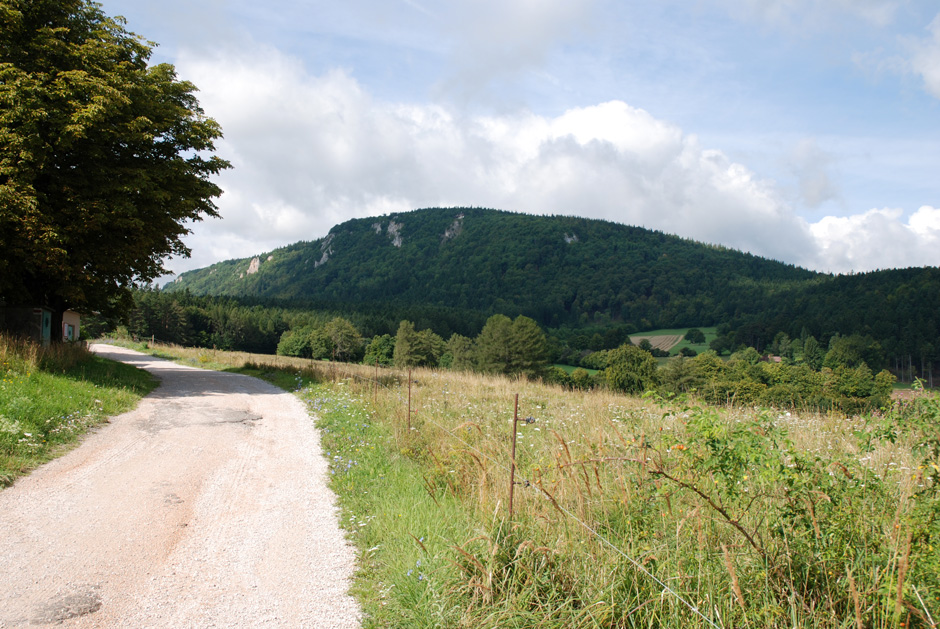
[169,207,813,326]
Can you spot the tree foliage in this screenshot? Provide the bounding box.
[363,334,395,366]
[393,320,443,368]
[277,326,313,358]
[656,350,897,413]
[474,314,550,378]
[605,344,660,394]
[323,317,364,362]
[0,0,229,325]
[474,315,513,374]
[444,333,474,370]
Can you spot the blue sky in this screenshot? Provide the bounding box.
[100,0,940,276]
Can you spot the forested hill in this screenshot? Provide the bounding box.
[167,207,817,329]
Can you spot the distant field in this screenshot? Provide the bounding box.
[630,327,717,355]
[629,334,682,351]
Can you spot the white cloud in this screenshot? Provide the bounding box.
[908,204,940,235]
[831,0,902,27]
[163,44,937,279]
[808,206,940,272]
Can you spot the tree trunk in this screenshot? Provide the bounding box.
[50,309,64,344]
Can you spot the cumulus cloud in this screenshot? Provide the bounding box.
[808,206,940,272]
[166,45,936,277]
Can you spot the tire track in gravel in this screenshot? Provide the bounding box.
[0,344,361,628]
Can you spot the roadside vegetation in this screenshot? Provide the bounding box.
[0,335,157,487]
[122,340,939,628]
[313,367,940,628]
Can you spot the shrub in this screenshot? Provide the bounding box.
[605,343,659,394]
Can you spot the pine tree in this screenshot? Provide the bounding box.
[474,315,513,374]
[509,315,549,378]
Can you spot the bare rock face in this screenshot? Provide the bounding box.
[246,257,261,275]
[442,213,465,242]
[387,220,403,247]
[315,234,335,268]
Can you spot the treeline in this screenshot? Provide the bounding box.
[108,287,928,400]
[278,313,552,380]
[270,314,898,414]
[109,289,896,414]
[100,288,489,354]
[710,267,940,382]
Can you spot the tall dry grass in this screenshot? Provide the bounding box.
[343,362,938,627]
[0,334,90,372]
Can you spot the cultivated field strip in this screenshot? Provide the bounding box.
[628,334,683,351]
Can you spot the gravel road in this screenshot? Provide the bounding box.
[0,344,361,628]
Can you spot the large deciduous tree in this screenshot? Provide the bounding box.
[0,0,230,335]
[363,334,395,366]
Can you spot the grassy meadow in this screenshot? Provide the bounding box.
[0,336,157,486]
[121,341,939,628]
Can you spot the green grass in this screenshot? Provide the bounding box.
[303,383,471,627]
[0,336,157,486]
[553,364,599,376]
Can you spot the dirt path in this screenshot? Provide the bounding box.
[0,344,361,628]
